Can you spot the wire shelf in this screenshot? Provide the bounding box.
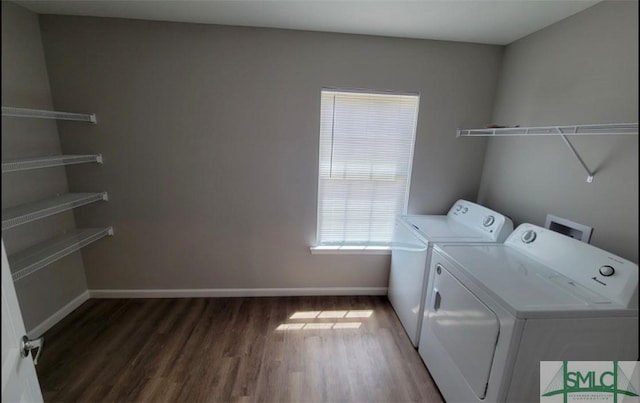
[1,106,96,123]
[2,192,108,230]
[457,123,638,137]
[456,122,638,183]
[9,227,114,282]
[2,154,103,173]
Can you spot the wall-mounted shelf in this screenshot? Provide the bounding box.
[457,123,639,183]
[2,106,96,123]
[2,154,103,173]
[2,192,108,230]
[457,123,638,137]
[9,227,114,282]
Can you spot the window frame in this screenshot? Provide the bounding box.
[312,87,420,253]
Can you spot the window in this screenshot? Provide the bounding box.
[315,88,419,250]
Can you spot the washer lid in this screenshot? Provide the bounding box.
[434,243,636,318]
[400,215,490,243]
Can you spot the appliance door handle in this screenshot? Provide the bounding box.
[21,335,44,365]
[433,288,441,311]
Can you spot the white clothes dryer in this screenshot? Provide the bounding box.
[418,223,638,403]
[388,199,513,347]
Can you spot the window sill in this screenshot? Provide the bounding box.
[309,245,391,255]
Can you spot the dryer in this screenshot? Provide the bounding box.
[388,199,513,347]
[418,223,639,402]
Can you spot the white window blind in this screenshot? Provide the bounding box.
[316,89,419,246]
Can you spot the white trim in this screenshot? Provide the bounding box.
[322,87,420,97]
[309,246,391,255]
[22,287,389,336]
[27,290,90,338]
[89,287,388,298]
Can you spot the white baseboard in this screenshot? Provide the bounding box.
[24,288,387,336]
[27,290,90,338]
[89,287,388,298]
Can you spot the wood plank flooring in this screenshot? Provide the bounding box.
[35,296,443,402]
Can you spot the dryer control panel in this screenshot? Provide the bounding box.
[447,200,513,242]
[506,224,639,309]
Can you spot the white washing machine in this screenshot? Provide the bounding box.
[418,223,639,403]
[388,199,513,347]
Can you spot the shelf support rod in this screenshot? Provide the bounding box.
[558,127,594,183]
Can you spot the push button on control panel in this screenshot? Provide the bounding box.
[599,265,615,277]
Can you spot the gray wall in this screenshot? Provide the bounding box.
[2,2,88,331]
[478,0,639,262]
[39,16,502,290]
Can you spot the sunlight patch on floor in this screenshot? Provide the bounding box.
[275,322,362,331]
[289,310,373,320]
[277,310,373,331]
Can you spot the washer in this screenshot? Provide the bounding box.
[388,199,513,347]
[418,223,639,403]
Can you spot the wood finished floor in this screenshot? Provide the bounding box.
[36,296,443,403]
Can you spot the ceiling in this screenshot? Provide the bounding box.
[18,0,603,45]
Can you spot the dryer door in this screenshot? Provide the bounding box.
[427,264,500,399]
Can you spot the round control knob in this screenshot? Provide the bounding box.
[483,215,495,227]
[599,265,615,277]
[521,229,537,244]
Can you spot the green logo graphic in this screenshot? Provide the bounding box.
[542,361,639,403]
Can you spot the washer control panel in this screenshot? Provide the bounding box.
[448,200,513,242]
[506,224,638,308]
